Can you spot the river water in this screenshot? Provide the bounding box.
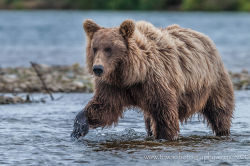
[0,11,250,71]
[0,11,250,165]
[0,92,250,165]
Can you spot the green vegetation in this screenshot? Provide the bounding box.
[0,0,249,11]
[182,0,245,11]
[238,0,250,11]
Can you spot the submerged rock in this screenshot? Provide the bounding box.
[0,96,26,104]
[0,94,45,105]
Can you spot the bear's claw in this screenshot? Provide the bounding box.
[71,110,89,139]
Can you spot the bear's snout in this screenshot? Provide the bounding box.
[93,65,104,76]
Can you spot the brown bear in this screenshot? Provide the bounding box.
[71,19,234,140]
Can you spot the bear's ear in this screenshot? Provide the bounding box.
[83,19,101,38]
[119,19,135,39]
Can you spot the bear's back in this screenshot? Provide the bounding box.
[135,21,226,92]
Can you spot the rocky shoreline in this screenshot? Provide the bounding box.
[0,64,249,104]
[229,70,250,90]
[0,63,93,93]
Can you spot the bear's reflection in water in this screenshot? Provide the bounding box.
[77,128,231,152]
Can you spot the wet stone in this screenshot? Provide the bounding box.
[0,63,93,93]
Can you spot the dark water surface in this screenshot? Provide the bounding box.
[0,91,250,165]
[0,11,250,71]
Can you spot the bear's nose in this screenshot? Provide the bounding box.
[93,65,104,76]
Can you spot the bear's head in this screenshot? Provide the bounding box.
[83,19,147,87]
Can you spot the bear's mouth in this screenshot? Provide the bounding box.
[94,73,103,77]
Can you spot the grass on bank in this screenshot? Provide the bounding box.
[0,0,250,11]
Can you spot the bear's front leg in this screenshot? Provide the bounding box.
[71,110,89,139]
[144,113,153,137]
[151,105,179,140]
[71,94,124,139]
[145,94,180,140]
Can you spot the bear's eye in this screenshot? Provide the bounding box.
[104,47,111,53]
[93,47,97,54]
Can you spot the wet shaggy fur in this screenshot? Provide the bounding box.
[82,19,234,140]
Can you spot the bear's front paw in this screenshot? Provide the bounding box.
[71,110,89,139]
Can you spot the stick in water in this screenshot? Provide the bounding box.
[30,62,54,101]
